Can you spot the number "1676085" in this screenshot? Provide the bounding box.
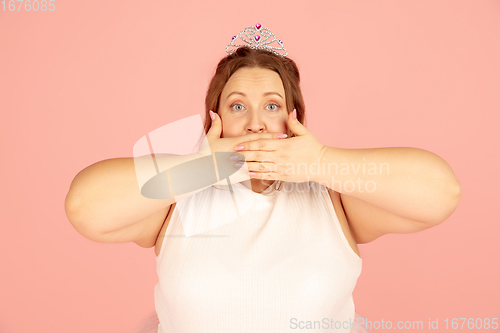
[2,0,55,11]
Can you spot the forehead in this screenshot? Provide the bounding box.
[222,67,284,97]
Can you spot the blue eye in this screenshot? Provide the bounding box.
[267,103,280,111]
[230,103,281,112]
[233,104,244,111]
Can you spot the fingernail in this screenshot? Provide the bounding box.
[209,110,215,121]
[235,145,244,151]
[292,109,297,119]
[234,162,244,168]
[229,154,239,161]
[278,134,288,139]
[249,172,257,177]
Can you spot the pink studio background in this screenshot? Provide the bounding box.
[1,1,499,332]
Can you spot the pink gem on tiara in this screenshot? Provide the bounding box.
[226,23,288,57]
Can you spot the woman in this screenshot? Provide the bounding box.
[66,24,461,333]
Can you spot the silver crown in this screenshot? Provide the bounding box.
[226,23,288,57]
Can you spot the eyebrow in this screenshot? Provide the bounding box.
[226,91,284,100]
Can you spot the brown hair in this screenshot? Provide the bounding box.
[203,47,306,135]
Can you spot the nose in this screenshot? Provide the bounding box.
[246,110,265,134]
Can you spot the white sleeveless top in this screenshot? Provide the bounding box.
[154,180,362,333]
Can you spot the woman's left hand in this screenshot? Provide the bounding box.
[233,109,326,183]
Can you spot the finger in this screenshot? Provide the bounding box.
[235,138,279,152]
[206,110,222,138]
[248,170,278,180]
[245,161,277,173]
[236,132,286,144]
[236,151,273,163]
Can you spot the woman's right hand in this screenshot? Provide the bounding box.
[206,110,286,183]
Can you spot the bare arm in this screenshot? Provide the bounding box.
[64,104,287,246]
[64,153,216,243]
[314,146,461,243]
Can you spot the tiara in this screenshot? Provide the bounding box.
[226,23,288,57]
